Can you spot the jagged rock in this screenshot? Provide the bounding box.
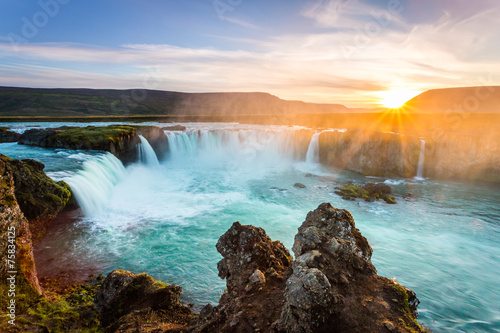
[18,125,168,164]
[188,222,293,332]
[188,204,424,333]
[275,203,423,333]
[94,270,192,331]
[0,156,42,295]
[0,127,21,142]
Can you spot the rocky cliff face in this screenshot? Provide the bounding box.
[318,129,500,183]
[319,130,421,178]
[0,155,74,298]
[18,125,168,164]
[183,203,425,333]
[0,156,42,295]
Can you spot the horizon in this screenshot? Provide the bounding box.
[1,0,500,108]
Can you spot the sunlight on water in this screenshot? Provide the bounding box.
[1,122,499,333]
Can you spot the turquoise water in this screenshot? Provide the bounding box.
[1,122,499,332]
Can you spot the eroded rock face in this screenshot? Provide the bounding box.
[0,156,42,295]
[276,203,422,333]
[190,204,424,333]
[190,222,293,332]
[5,155,72,242]
[94,270,192,332]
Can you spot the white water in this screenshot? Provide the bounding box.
[305,133,321,164]
[64,153,126,216]
[416,139,425,179]
[2,122,499,332]
[138,135,160,167]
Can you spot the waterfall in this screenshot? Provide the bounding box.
[164,129,296,165]
[305,133,321,164]
[416,139,425,179]
[65,153,126,216]
[138,135,160,167]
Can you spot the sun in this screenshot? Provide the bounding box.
[379,90,421,109]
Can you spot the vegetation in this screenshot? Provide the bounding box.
[334,183,397,204]
[0,279,103,333]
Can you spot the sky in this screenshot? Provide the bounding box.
[0,0,499,107]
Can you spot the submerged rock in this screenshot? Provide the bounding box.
[334,182,397,204]
[18,125,168,164]
[95,270,192,332]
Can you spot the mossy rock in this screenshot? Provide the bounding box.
[334,183,397,204]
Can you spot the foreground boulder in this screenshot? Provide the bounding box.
[18,125,168,164]
[276,203,420,332]
[95,270,192,332]
[189,203,424,332]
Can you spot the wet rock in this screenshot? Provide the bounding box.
[334,183,397,204]
[294,183,307,189]
[94,270,192,331]
[0,127,21,142]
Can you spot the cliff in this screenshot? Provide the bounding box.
[318,130,500,182]
[18,125,168,164]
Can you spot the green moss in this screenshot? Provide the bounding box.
[53,125,141,148]
[391,282,430,333]
[0,281,102,333]
[334,183,397,204]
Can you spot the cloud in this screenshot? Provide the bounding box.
[0,1,499,107]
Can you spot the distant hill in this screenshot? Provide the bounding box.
[403,86,500,113]
[0,87,353,117]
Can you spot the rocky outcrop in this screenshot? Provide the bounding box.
[94,270,192,332]
[189,221,293,332]
[186,203,424,333]
[275,203,420,332]
[3,155,72,241]
[0,127,21,142]
[334,183,396,204]
[0,156,42,295]
[18,125,168,164]
[0,154,74,300]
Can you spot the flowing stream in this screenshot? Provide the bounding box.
[1,122,499,333]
